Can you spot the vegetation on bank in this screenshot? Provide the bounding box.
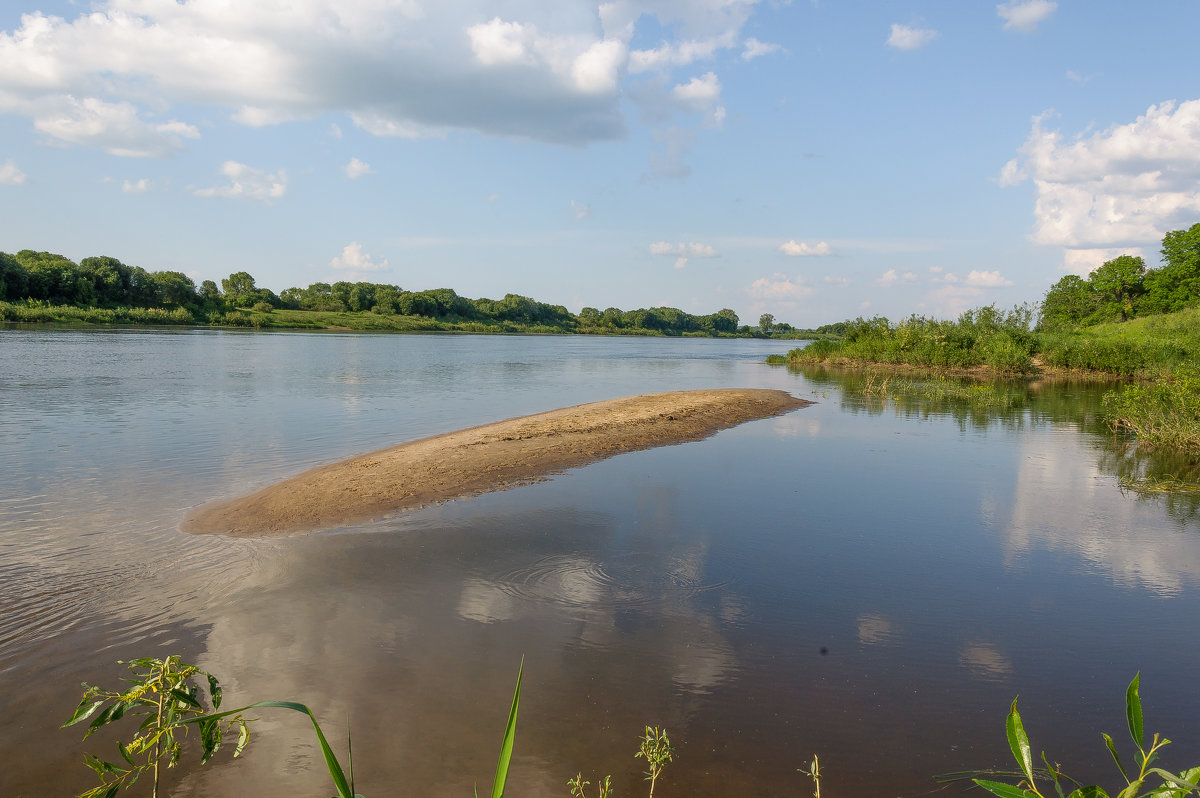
[774,224,1200,455]
[0,249,811,338]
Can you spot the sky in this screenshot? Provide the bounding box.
[2,0,1200,327]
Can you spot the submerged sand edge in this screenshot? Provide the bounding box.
[182,388,812,537]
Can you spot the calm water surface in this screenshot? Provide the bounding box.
[2,328,1199,797]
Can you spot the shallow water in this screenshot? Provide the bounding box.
[2,328,1199,797]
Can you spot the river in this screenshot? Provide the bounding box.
[2,327,1198,797]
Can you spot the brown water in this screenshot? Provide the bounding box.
[2,328,1199,797]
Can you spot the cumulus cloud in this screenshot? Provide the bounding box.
[194,161,287,202]
[886,23,938,50]
[966,270,1015,287]
[330,241,388,273]
[0,1,772,150]
[630,32,738,73]
[23,96,198,157]
[1002,101,1200,252]
[876,269,917,285]
[121,178,150,193]
[997,1,1057,33]
[343,158,374,179]
[741,37,781,61]
[1062,247,1145,276]
[0,158,26,184]
[649,241,718,257]
[747,273,812,300]
[779,239,831,256]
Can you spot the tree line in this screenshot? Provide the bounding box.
[0,249,756,335]
[1038,223,1200,330]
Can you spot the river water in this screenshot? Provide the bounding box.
[2,328,1198,797]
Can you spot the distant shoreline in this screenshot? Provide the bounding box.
[182,389,812,537]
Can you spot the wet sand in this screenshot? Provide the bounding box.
[183,388,810,536]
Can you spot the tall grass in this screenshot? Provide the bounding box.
[1104,367,1200,452]
[786,305,1038,374]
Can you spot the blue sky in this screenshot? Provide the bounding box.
[3,0,1199,327]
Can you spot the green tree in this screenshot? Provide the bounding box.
[198,280,222,306]
[1038,274,1101,330]
[79,256,134,306]
[152,270,198,306]
[1090,254,1146,321]
[221,272,258,307]
[0,251,29,300]
[1144,222,1200,313]
[759,313,775,333]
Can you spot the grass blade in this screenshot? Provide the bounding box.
[489,658,524,798]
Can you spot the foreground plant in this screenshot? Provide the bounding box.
[968,674,1200,798]
[567,725,673,798]
[62,656,250,798]
[67,655,524,798]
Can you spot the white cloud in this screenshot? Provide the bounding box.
[570,199,591,219]
[674,257,688,270]
[629,32,738,73]
[330,241,388,273]
[1002,101,1200,250]
[649,241,718,257]
[965,270,1015,287]
[671,71,722,117]
[741,37,780,61]
[0,158,26,185]
[779,239,831,256]
[886,23,938,51]
[824,275,850,286]
[1066,70,1092,84]
[121,178,150,193]
[997,1,1057,34]
[875,269,917,285]
[748,273,812,300]
[343,157,374,179]
[195,161,287,202]
[26,96,198,157]
[1062,247,1144,277]
[467,18,537,67]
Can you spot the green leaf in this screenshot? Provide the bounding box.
[234,721,250,758]
[1117,778,1144,798]
[208,674,222,711]
[117,741,134,767]
[1066,787,1109,798]
[1146,768,1200,792]
[171,689,202,710]
[1104,734,1130,783]
[63,699,107,728]
[489,658,524,798]
[1007,698,1036,785]
[1127,674,1144,751]
[974,778,1035,798]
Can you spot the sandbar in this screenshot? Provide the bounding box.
[182,388,811,536]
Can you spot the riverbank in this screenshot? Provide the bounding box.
[182,389,811,536]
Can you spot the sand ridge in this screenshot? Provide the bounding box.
[182,388,811,536]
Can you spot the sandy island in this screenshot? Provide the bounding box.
[182,388,811,536]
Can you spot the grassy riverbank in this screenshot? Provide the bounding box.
[785,305,1200,378]
[778,305,1200,454]
[0,299,812,339]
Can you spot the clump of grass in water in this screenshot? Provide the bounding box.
[1103,366,1200,453]
[858,371,1026,411]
